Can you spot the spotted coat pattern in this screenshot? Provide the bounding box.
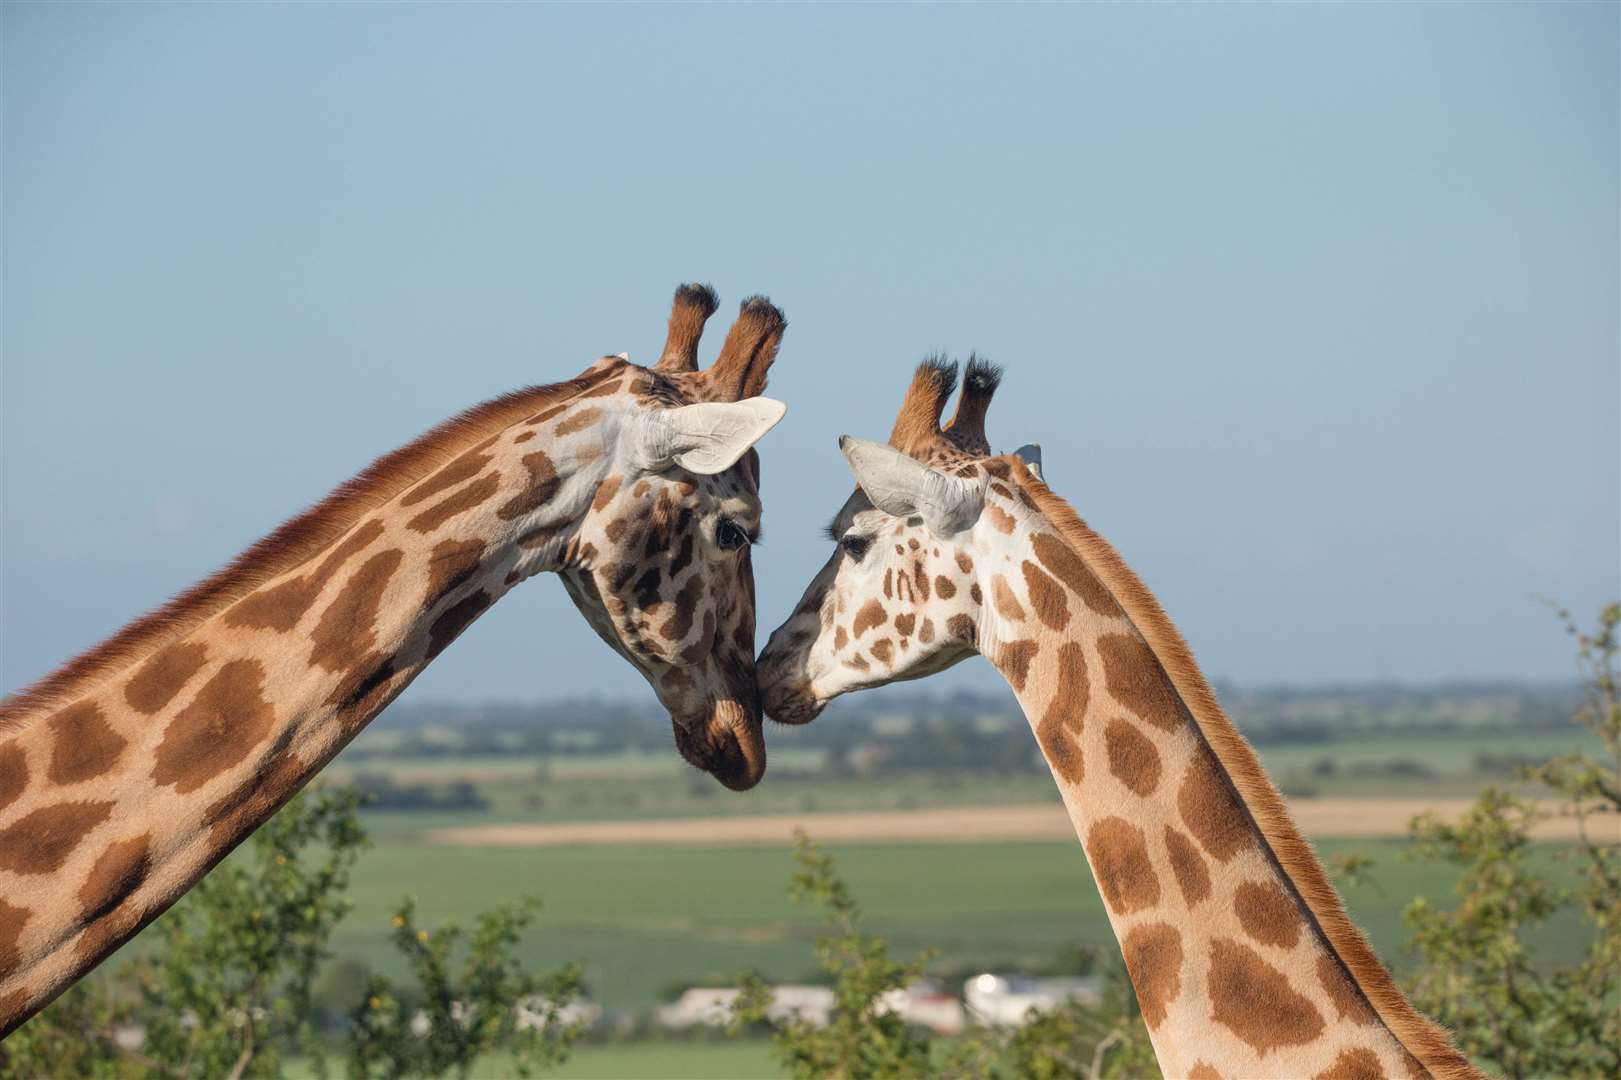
[758,361,1447,1080]
[0,286,786,1037]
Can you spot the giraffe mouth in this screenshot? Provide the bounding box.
[672,699,767,790]
[761,681,825,725]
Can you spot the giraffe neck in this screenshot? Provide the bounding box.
[0,381,617,1034]
[978,472,1477,1080]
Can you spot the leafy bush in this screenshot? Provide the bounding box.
[734,832,1153,1079]
[1,785,580,1079]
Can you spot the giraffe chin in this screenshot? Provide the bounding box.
[673,701,767,791]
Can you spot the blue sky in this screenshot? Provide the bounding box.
[4,3,1616,704]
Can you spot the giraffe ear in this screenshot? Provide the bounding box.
[1013,443,1043,481]
[838,436,984,537]
[644,398,787,475]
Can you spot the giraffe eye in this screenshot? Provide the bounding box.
[839,535,870,562]
[716,519,750,551]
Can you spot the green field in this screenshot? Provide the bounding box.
[327,835,1589,1011]
[335,726,1605,841]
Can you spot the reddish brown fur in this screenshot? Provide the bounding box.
[0,371,622,730]
[1004,457,1479,1080]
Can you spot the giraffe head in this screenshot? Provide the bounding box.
[759,356,1040,722]
[549,285,789,789]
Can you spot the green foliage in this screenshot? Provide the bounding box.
[1,785,580,1079]
[732,830,933,1078]
[345,896,582,1079]
[734,832,1153,1080]
[1370,602,1620,1079]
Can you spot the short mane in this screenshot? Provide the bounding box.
[0,367,618,730]
[1005,456,1481,1080]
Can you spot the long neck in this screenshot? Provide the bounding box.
[978,470,1478,1080]
[0,380,618,1034]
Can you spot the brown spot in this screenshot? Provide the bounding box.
[846,654,870,672]
[670,533,696,578]
[852,599,888,638]
[983,459,1011,480]
[1097,633,1185,731]
[1313,1048,1383,1080]
[679,610,718,666]
[955,552,974,573]
[497,451,561,520]
[426,590,494,661]
[934,576,956,599]
[992,575,1026,622]
[834,626,849,651]
[907,538,920,551]
[659,576,701,642]
[1121,922,1182,1030]
[329,655,399,713]
[632,479,651,498]
[1036,643,1089,783]
[882,568,893,599]
[0,800,114,875]
[309,549,403,672]
[124,641,209,714]
[529,401,571,425]
[407,471,500,533]
[986,504,1016,534]
[1208,938,1325,1053]
[1163,826,1212,907]
[424,539,486,608]
[969,582,982,605]
[894,613,916,638]
[579,377,622,399]
[226,519,386,630]
[662,666,694,694]
[1188,1065,1222,1080]
[870,639,894,664]
[77,834,150,923]
[151,659,276,794]
[998,640,1039,692]
[990,482,1012,499]
[912,563,930,601]
[1086,816,1160,915]
[1235,879,1302,950]
[0,899,29,973]
[1316,953,1378,1026]
[45,702,127,785]
[0,743,25,814]
[1030,532,1118,616]
[554,406,602,436]
[1178,748,1254,862]
[513,430,535,443]
[918,618,935,643]
[946,614,976,643]
[591,475,623,512]
[400,441,495,507]
[1104,718,1161,796]
[1020,561,1069,631]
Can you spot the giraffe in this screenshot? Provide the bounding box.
[757,358,1483,1080]
[0,283,790,1036]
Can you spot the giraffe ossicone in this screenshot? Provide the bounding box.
[0,282,788,1036]
[758,356,1482,1080]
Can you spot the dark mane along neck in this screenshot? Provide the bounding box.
[1005,457,1480,1080]
[1,369,616,730]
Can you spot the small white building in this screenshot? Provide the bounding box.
[655,985,836,1030]
[962,973,1102,1028]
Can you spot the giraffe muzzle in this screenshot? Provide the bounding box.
[672,697,767,791]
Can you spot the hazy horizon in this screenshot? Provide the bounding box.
[5,4,1617,705]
